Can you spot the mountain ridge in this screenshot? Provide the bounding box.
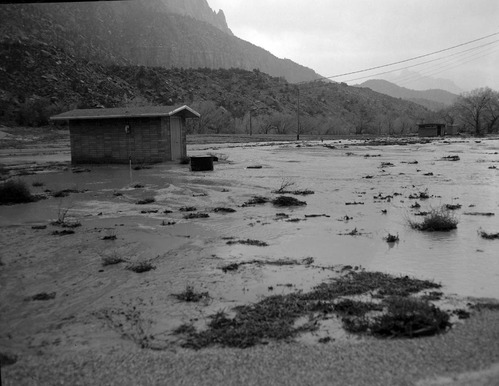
[0,0,322,83]
[356,79,458,111]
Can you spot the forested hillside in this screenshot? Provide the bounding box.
[0,41,432,135]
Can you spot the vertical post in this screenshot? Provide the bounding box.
[125,123,132,183]
[249,110,252,136]
[129,157,133,183]
[296,87,301,141]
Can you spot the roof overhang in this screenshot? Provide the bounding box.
[50,105,200,121]
[168,105,201,119]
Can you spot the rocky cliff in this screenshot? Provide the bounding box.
[157,0,232,35]
[0,0,320,83]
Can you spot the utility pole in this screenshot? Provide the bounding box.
[249,109,253,136]
[296,87,301,141]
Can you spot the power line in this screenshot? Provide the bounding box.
[342,40,499,84]
[396,47,499,87]
[305,31,499,83]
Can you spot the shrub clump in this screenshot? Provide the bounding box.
[179,206,197,212]
[126,261,156,273]
[0,352,18,367]
[213,207,236,213]
[172,286,210,302]
[29,292,56,301]
[102,255,125,266]
[0,179,35,205]
[242,196,269,206]
[368,297,451,338]
[384,233,399,243]
[183,212,209,219]
[272,195,307,207]
[409,207,458,231]
[479,230,499,240]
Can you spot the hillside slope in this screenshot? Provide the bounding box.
[357,79,457,110]
[0,41,431,135]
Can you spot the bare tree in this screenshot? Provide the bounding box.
[454,88,499,135]
[191,101,232,134]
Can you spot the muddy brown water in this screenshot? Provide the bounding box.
[1,137,498,301]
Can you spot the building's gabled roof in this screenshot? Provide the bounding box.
[50,105,200,121]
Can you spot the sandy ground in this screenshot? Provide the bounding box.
[1,131,499,385]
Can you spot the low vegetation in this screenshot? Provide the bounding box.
[272,195,307,207]
[0,352,18,367]
[179,206,197,212]
[51,205,81,228]
[349,296,451,338]
[479,230,499,240]
[51,229,75,236]
[0,179,35,204]
[102,254,125,266]
[242,196,269,206]
[135,198,155,205]
[441,155,460,161]
[220,257,314,273]
[126,261,156,273]
[213,207,237,213]
[172,285,210,302]
[174,270,446,349]
[226,239,269,247]
[29,292,56,301]
[384,233,400,243]
[409,207,458,232]
[183,212,209,219]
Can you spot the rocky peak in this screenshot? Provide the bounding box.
[157,0,232,35]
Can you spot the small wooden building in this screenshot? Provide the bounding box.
[51,105,200,164]
[445,124,459,136]
[418,123,446,137]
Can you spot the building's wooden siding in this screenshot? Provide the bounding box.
[69,117,185,164]
[418,124,445,137]
[418,127,439,137]
[181,117,187,159]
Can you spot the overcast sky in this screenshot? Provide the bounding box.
[207,0,499,92]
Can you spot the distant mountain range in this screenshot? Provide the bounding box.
[381,70,464,94]
[0,0,321,83]
[356,79,458,111]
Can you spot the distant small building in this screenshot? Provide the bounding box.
[445,124,459,136]
[51,105,200,164]
[418,123,445,137]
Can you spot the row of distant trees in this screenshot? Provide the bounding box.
[187,101,422,136]
[190,87,499,136]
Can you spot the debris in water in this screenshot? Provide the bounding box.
[442,155,460,161]
[479,230,499,240]
[226,239,268,247]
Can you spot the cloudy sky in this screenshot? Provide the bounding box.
[207,0,499,92]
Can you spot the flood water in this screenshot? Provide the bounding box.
[187,139,499,299]
[2,138,498,300]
